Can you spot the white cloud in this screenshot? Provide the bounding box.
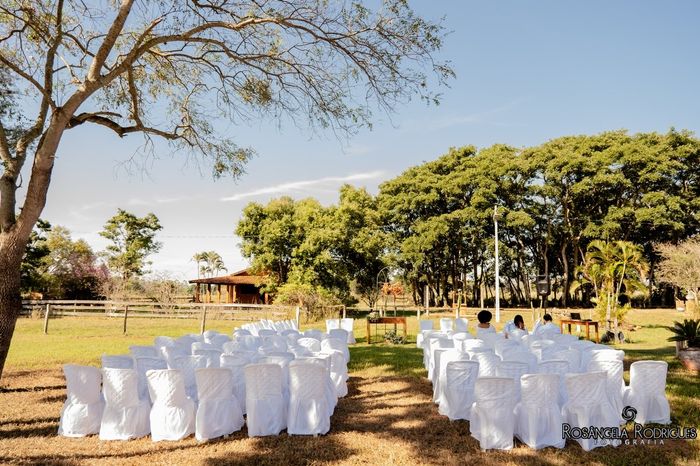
[220,171,386,202]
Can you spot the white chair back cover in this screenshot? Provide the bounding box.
[470,351,500,377]
[514,374,565,449]
[537,359,570,406]
[154,336,176,348]
[495,361,529,400]
[174,355,208,401]
[302,329,323,340]
[134,356,167,402]
[340,318,356,344]
[297,337,322,353]
[261,335,289,354]
[233,328,251,337]
[159,346,189,369]
[439,360,479,420]
[208,334,231,348]
[220,355,248,415]
[238,335,262,351]
[439,318,454,332]
[194,368,244,441]
[623,361,671,425]
[500,349,538,373]
[509,328,527,341]
[192,348,223,368]
[434,350,468,405]
[99,368,150,440]
[258,329,277,338]
[287,362,331,435]
[101,354,134,369]
[470,377,517,450]
[419,320,434,332]
[325,319,341,332]
[562,371,622,451]
[59,365,104,437]
[129,345,159,358]
[552,348,582,373]
[588,358,625,422]
[494,339,521,358]
[454,318,469,332]
[326,350,349,398]
[328,328,349,344]
[244,363,286,437]
[146,369,196,441]
[478,332,503,349]
[461,339,487,352]
[321,337,350,362]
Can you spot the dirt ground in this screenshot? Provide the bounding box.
[0,368,698,466]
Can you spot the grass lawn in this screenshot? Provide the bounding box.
[0,308,698,465]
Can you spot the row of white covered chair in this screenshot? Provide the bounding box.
[423,328,671,451]
[60,320,353,441]
[59,359,337,441]
[325,318,357,344]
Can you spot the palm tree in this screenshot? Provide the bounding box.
[574,240,648,340]
[192,252,208,279]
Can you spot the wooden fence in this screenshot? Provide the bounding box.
[21,300,299,335]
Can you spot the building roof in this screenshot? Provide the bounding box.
[189,268,267,286]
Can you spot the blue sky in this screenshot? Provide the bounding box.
[36,1,700,279]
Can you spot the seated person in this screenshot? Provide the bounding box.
[504,314,526,337]
[533,313,561,336]
[475,310,496,334]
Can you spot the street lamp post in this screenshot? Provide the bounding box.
[494,205,501,323]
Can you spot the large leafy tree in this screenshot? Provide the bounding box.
[99,209,162,282]
[0,0,450,378]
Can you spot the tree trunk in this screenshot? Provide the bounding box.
[561,243,569,307]
[0,237,24,379]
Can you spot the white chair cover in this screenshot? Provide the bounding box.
[328,329,349,346]
[321,337,350,363]
[99,368,150,440]
[101,354,134,369]
[562,371,622,451]
[495,361,529,400]
[159,345,189,369]
[146,369,196,441]
[500,349,538,373]
[440,360,479,420]
[306,353,338,415]
[173,355,208,401]
[508,328,527,341]
[537,359,570,406]
[59,365,104,437]
[417,320,434,348]
[129,345,160,358]
[588,358,625,423]
[194,368,244,441]
[258,329,277,338]
[261,335,289,354]
[623,361,671,425]
[208,334,231,348]
[238,335,262,351]
[134,357,167,402]
[439,318,454,332]
[434,350,469,406]
[552,348,582,373]
[428,338,454,380]
[259,355,292,403]
[154,336,176,348]
[470,351,500,377]
[514,374,565,449]
[220,354,248,415]
[297,337,322,353]
[304,329,325,340]
[287,362,331,435]
[233,328,251,337]
[422,334,442,369]
[244,363,286,437]
[340,318,356,344]
[494,339,522,359]
[470,377,516,450]
[192,348,223,368]
[325,319,341,332]
[326,350,349,398]
[454,317,469,332]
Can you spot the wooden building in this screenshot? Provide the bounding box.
[189,269,270,304]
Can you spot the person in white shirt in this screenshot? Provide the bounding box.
[533,313,561,336]
[504,314,526,338]
[475,310,496,335]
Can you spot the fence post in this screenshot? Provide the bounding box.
[200,306,207,334]
[295,306,300,328]
[43,304,50,334]
[122,305,129,335]
[342,305,346,319]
